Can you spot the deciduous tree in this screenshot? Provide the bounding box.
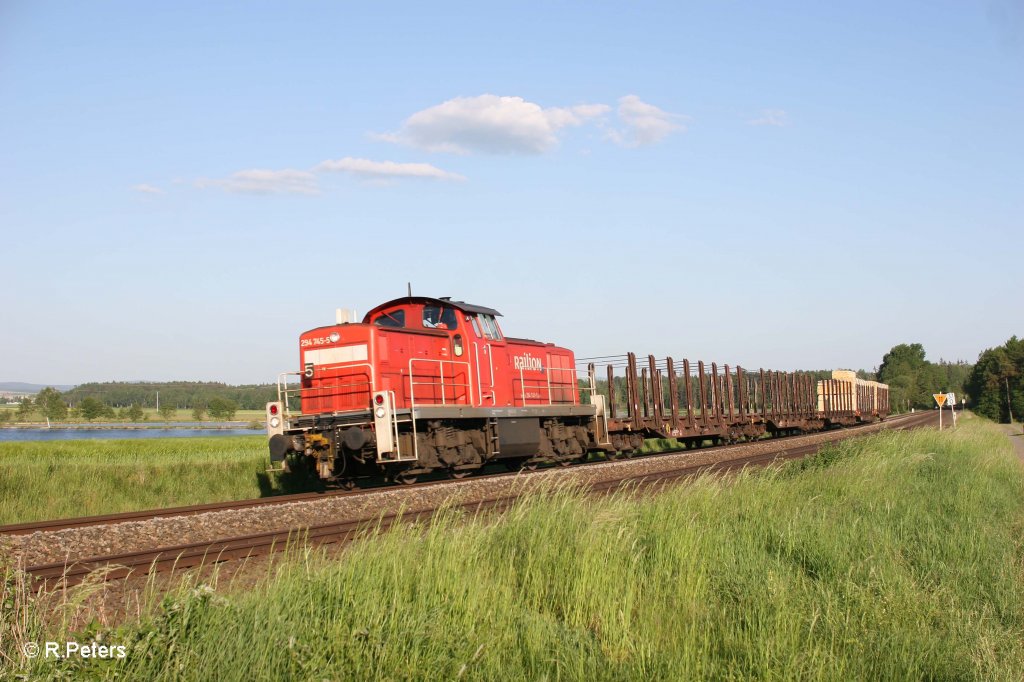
[875,343,972,411]
[35,387,68,421]
[208,397,238,421]
[16,397,35,421]
[966,337,1024,423]
[79,396,106,421]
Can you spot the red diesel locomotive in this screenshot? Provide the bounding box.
[267,296,608,483]
[266,295,889,485]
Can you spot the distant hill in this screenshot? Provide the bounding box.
[62,381,279,410]
[0,382,76,394]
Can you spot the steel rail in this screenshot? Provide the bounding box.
[2,413,918,537]
[24,411,935,590]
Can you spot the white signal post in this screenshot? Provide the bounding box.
[946,392,957,428]
[933,392,947,430]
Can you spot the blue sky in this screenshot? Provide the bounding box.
[2,1,1021,385]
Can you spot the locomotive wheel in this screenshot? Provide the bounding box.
[449,468,473,479]
[395,472,418,485]
[605,451,620,461]
[338,478,356,491]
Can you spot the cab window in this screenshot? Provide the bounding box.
[479,314,502,340]
[422,305,457,330]
[374,309,405,328]
[441,307,457,329]
[469,316,482,338]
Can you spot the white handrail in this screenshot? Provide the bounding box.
[514,364,582,406]
[277,362,376,418]
[472,342,483,407]
[408,358,475,406]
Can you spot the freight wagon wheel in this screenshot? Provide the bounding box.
[449,468,473,479]
[394,471,418,485]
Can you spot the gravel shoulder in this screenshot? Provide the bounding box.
[1,416,917,569]
[999,423,1024,464]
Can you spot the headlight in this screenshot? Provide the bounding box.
[269,416,281,428]
[375,406,386,418]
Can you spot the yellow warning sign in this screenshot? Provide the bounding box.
[933,393,947,407]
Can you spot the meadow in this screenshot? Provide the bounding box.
[0,436,298,525]
[4,415,1023,679]
[0,431,710,525]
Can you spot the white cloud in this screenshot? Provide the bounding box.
[132,183,164,194]
[381,95,610,155]
[187,94,683,197]
[609,95,686,147]
[195,169,319,195]
[748,109,789,127]
[315,157,465,181]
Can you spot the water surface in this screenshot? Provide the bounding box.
[0,428,260,442]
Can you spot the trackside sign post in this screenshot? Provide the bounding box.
[933,393,946,430]
[934,392,957,430]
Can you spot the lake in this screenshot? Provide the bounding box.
[0,428,262,442]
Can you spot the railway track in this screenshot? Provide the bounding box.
[20,411,934,590]
[1,412,922,537]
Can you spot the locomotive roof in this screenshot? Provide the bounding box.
[362,296,502,322]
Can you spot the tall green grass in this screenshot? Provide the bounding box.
[7,417,1024,680]
[0,436,301,525]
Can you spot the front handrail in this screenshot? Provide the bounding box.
[408,358,475,407]
[276,362,377,419]
[515,365,582,406]
[472,342,496,406]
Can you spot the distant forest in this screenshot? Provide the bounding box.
[61,382,280,410]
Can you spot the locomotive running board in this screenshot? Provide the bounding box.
[402,404,597,420]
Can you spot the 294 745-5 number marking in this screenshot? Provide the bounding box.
[301,332,340,347]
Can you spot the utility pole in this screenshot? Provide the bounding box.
[156,391,160,412]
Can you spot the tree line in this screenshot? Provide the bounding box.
[62,381,278,410]
[0,382,279,423]
[964,336,1023,423]
[876,343,973,413]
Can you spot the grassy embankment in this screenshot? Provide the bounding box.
[0,432,709,525]
[0,418,951,529]
[4,415,1023,679]
[0,436,302,525]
